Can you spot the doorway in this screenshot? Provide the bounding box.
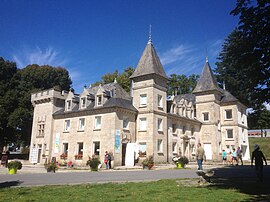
[203,143,212,160]
[122,143,127,166]
[37,144,42,163]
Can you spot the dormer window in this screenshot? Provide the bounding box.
[81,97,86,109]
[97,95,102,106]
[66,100,72,111]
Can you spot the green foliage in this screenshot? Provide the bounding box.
[0,58,72,149]
[248,108,270,130]
[86,155,100,171]
[215,1,270,110]
[92,67,135,92]
[7,161,22,170]
[172,156,189,165]
[44,162,58,172]
[167,74,199,95]
[249,137,270,160]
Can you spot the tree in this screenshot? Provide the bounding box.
[0,60,72,152]
[215,0,270,129]
[92,67,135,92]
[215,0,270,110]
[167,74,199,95]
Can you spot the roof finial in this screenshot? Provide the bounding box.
[148,24,152,44]
[223,80,226,90]
[206,48,209,63]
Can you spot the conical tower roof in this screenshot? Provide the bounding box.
[130,41,168,79]
[193,58,222,94]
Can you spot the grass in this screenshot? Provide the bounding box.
[249,137,270,159]
[0,179,253,202]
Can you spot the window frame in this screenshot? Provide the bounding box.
[64,120,71,132]
[78,118,85,131]
[226,129,234,139]
[225,109,233,120]
[140,94,147,107]
[157,95,163,108]
[202,112,209,122]
[157,139,163,153]
[94,116,101,130]
[139,117,147,131]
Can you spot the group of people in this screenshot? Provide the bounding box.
[221,147,243,166]
[196,143,267,182]
[104,151,112,169]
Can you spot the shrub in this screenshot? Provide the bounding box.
[7,161,22,170]
[86,155,100,171]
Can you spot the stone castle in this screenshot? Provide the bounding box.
[29,37,250,166]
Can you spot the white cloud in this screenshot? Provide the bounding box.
[12,46,67,68]
[160,39,224,77]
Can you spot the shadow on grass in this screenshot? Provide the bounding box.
[0,181,22,188]
[208,165,270,202]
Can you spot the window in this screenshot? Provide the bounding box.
[203,112,209,122]
[97,95,102,106]
[66,100,71,111]
[81,97,86,109]
[157,118,163,131]
[94,116,101,129]
[140,94,147,107]
[139,117,147,131]
[157,139,163,153]
[76,142,83,159]
[158,95,163,108]
[93,142,100,156]
[64,120,70,132]
[123,117,129,129]
[38,123,45,137]
[172,142,177,153]
[63,143,68,155]
[172,124,177,134]
[139,142,146,157]
[182,126,186,134]
[225,109,232,120]
[78,118,85,131]
[226,129,234,139]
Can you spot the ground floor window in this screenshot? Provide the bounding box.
[93,141,100,156]
[75,142,83,160]
[139,142,146,157]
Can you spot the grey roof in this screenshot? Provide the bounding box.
[53,82,137,116]
[193,60,223,94]
[174,93,195,104]
[130,42,168,79]
[221,90,239,103]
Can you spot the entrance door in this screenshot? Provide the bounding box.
[122,143,127,166]
[203,143,212,160]
[37,144,42,163]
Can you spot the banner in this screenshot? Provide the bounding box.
[115,130,120,154]
[54,132,60,153]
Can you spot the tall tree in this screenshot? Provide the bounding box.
[167,74,199,95]
[215,0,270,109]
[0,61,72,151]
[92,67,135,92]
[215,0,270,129]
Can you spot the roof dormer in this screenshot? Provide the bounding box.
[65,89,79,111]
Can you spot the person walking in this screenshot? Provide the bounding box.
[222,149,227,165]
[237,147,243,165]
[251,144,267,182]
[196,143,206,170]
[232,148,238,165]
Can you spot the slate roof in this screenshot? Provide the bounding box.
[53,82,137,116]
[130,41,168,79]
[193,60,223,94]
[221,90,239,103]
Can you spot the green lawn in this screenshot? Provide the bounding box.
[249,137,270,159]
[0,179,253,202]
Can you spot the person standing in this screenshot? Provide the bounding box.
[251,144,267,182]
[104,151,110,169]
[196,143,206,170]
[237,147,243,165]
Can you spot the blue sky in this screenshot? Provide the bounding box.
[0,0,238,93]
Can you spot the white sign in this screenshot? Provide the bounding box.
[30,148,38,164]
